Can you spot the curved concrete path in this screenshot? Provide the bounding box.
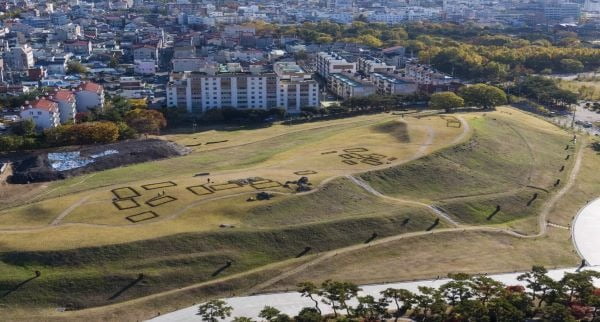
[572,198,600,266]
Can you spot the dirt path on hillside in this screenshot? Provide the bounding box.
[246,138,586,293]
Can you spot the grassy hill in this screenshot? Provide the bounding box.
[0,107,588,319]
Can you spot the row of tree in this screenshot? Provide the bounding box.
[420,45,600,81]
[0,95,167,152]
[512,76,578,110]
[198,266,600,322]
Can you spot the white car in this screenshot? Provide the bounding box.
[2,115,19,122]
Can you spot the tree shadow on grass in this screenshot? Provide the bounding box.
[108,274,144,300]
[426,219,440,231]
[296,247,312,258]
[211,261,232,277]
[1,275,39,299]
[364,232,378,244]
[487,206,501,221]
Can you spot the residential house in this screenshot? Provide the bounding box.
[52,90,77,123]
[63,40,92,56]
[19,98,61,129]
[75,81,104,112]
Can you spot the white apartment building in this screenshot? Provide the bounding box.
[328,73,376,100]
[370,72,418,95]
[357,57,396,76]
[19,98,61,129]
[52,90,77,123]
[166,63,319,114]
[403,63,454,86]
[3,44,35,71]
[316,52,356,79]
[274,62,320,114]
[75,81,105,112]
[134,60,156,75]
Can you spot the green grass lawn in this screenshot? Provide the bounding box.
[0,208,444,309]
[359,114,571,204]
[0,108,584,317]
[245,177,432,227]
[436,188,547,227]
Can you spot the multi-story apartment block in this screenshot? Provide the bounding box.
[403,63,454,86]
[3,44,35,71]
[75,81,105,112]
[166,63,319,114]
[273,62,320,114]
[19,98,61,129]
[357,57,396,76]
[370,72,418,95]
[52,90,77,124]
[328,73,376,100]
[316,52,356,79]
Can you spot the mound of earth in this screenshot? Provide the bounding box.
[9,139,190,184]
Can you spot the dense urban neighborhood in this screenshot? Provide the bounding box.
[0,0,599,321]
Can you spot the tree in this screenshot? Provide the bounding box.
[560,59,584,73]
[197,300,233,322]
[67,60,89,75]
[459,84,507,109]
[297,282,322,314]
[10,119,36,136]
[429,91,465,112]
[541,302,576,322]
[320,280,360,317]
[45,122,120,145]
[294,307,321,322]
[125,108,167,135]
[232,318,255,322]
[355,295,389,321]
[380,288,415,321]
[258,306,281,321]
[517,265,555,308]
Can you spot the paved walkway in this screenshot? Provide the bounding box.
[572,198,600,266]
[149,267,600,322]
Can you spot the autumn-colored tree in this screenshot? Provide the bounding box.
[125,108,167,135]
[45,122,119,145]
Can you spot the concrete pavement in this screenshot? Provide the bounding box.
[573,198,600,266]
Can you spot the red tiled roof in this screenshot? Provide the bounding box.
[54,90,75,102]
[29,98,58,112]
[80,81,103,93]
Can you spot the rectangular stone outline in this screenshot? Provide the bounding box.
[142,181,178,190]
[343,148,369,153]
[210,183,243,191]
[113,198,140,210]
[126,211,159,223]
[187,185,215,196]
[251,181,283,190]
[146,195,177,207]
[112,187,140,200]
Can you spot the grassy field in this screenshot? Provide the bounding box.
[359,108,572,231]
[557,78,600,101]
[0,207,445,311]
[267,229,579,290]
[0,107,591,319]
